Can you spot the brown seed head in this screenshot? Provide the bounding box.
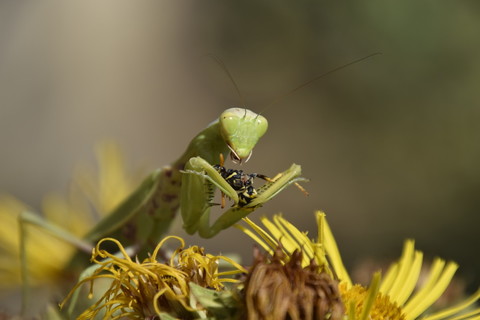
[243,246,345,320]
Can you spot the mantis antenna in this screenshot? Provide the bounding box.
[259,52,382,114]
[207,54,247,108]
[208,52,381,118]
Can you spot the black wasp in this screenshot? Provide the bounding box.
[213,164,271,207]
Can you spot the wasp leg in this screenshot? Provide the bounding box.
[256,173,308,196]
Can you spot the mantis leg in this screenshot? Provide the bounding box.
[18,211,94,317]
[180,157,240,235]
[196,206,256,238]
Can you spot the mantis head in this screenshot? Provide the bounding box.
[219,108,268,163]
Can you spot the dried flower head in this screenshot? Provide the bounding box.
[244,246,344,320]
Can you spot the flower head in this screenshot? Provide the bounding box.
[62,236,246,320]
[237,211,480,320]
[244,246,344,320]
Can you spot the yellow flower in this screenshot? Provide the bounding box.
[0,142,138,308]
[61,236,247,320]
[237,212,480,320]
[0,195,75,287]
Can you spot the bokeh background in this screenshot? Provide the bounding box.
[1,0,479,292]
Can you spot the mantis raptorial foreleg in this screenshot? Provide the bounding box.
[180,157,307,238]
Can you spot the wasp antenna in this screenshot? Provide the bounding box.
[260,52,381,114]
[206,54,246,108]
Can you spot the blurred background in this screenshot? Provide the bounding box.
[1,0,479,292]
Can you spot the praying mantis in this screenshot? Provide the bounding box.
[21,107,307,261]
[83,53,381,249]
[21,53,380,260]
[21,53,379,263]
[81,107,306,248]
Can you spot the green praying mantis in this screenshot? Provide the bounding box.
[20,53,380,262]
[21,107,307,259]
[20,53,379,267]
[80,107,307,247]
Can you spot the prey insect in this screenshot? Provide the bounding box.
[213,154,308,208]
[213,154,272,207]
[214,165,265,207]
